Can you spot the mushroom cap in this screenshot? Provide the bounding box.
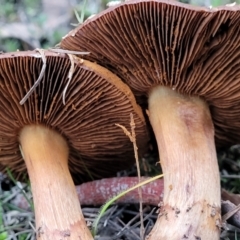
[60,0,240,147]
[0,50,149,183]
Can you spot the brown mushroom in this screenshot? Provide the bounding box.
[59,1,240,239]
[0,50,149,240]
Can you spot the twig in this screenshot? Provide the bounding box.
[11,176,163,208]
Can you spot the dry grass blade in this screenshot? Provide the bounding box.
[62,53,77,105]
[19,49,46,105]
[48,48,90,55]
[116,113,144,240]
[19,50,84,106]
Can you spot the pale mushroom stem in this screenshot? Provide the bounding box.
[19,125,93,240]
[147,86,221,240]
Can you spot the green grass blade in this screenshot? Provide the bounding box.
[92,174,164,236]
[0,199,8,240]
[6,168,34,211]
[73,0,88,25]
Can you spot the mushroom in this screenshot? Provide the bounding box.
[59,1,240,239]
[0,50,149,239]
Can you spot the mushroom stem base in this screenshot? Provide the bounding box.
[147,86,221,240]
[19,125,93,240]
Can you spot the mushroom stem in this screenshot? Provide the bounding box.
[19,125,93,240]
[147,86,221,239]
